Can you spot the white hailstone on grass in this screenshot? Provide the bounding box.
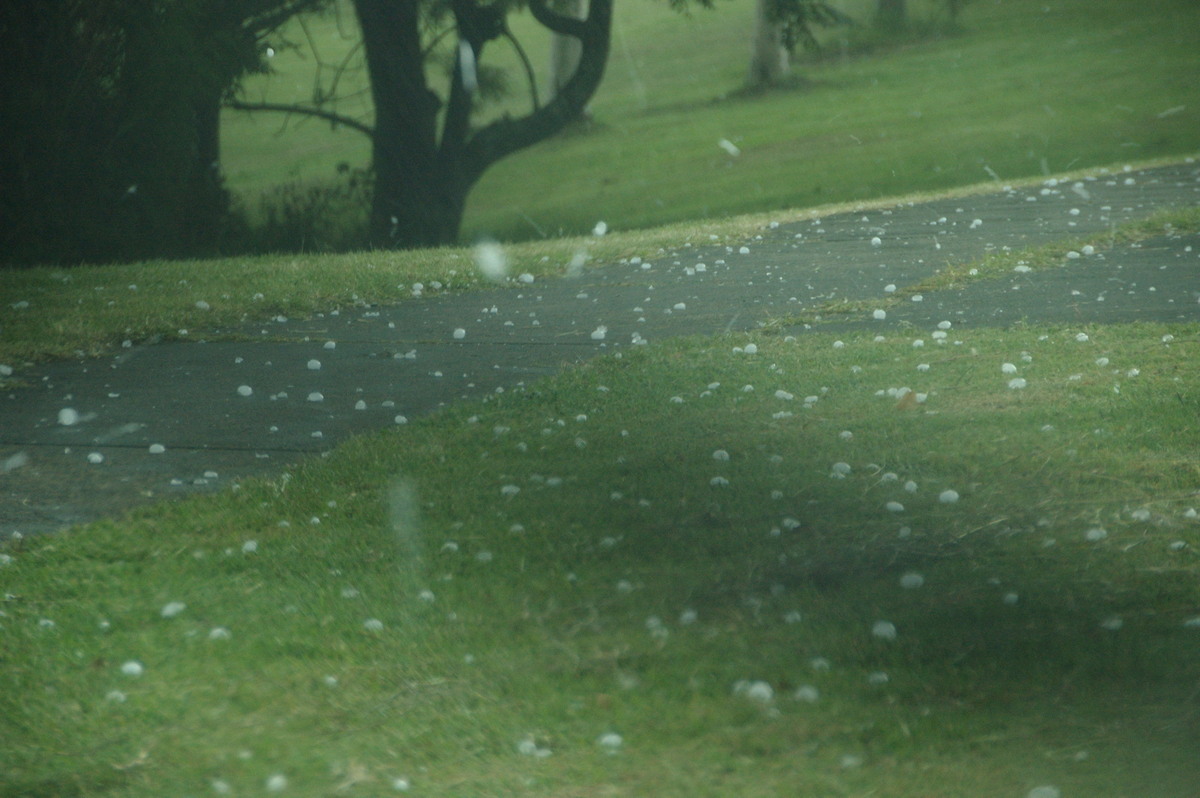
[900,572,925,589]
[518,272,535,284]
[394,415,408,424]
[148,443,166,454]
[1183,616,1200,629]
[593,220,608,236]
[616,580,634,594]
[1100,615,1124,631]
[872,620,897,641]
[0,364,13,376]
[1184,508,1198,519]
[363,618,384,631]
[782,517,801,530]
[710,476,730,487]
[917,363,930,372]
[872,309,887,320]
[743,343,758,354]
[1003,592,1019,606]
[208,627,231,640]
[870,236,882,247]
[452,328,466,339]
[833,340,846,349]
[597,732,624,752]
[236,384,253,397]
[832,461,852,476]
[793,685,820,703]
[904,480,918,493]
[912,339,925,347]
[307,359,321,370]
[58,407,80,426]
[810,657,831,672]
[1162,334,1175,343]
[839,430,853,440]
[589,325,608,340]
[939,489,960,504]
[774,389,794,401]
[160,601,186,618]
[500,484,520,497]
[1130,508,1151,522]
[1027,786,1061,798]
[121,661,145,677]
[1008,377,1028,389]
[739,246,751,255]
[354,400,367,410]
[884,284,897,293]
[783,610,802,624]
[1075,332,1090,342]
[1095,357,1110,367]
[265,774,288,792]
[712,449,730,461]
[937,320,952,330]
[87,452,104,464]
[242,540,258,553]
[680,608,699,625]
[1001,362,1018,374]
[1085,527,1108,542]
[886,501,905,513]
[734,680,775,703]
[307,392,324,402]
[391,777,412,791]
[867,671,890,685]
[195,300,211,311]
[418,589,437,603]
[106,690,127,703]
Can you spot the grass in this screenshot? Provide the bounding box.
[220,0,1200,244]
[3,320,1199,796]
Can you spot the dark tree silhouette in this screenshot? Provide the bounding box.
[355,0,612,248]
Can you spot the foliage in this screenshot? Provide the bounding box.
[0,0,326,267]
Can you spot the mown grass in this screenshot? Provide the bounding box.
[221,0,1200,244]
[3,322,1198,796]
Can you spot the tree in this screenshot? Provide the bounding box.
[746,0,854,90]
[0,0,326,266]
[353,0,612,248]
[230,0,611,249]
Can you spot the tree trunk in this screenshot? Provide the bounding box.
[355,0,460,247]
[748,0,788,89]
[547,0,586,102]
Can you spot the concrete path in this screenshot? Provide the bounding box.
[2,162,1198,536]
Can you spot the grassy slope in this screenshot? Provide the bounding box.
[3,322,1199,796]
[220,0,1200,243]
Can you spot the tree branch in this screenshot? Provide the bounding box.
[463,0,612,182]
[528,0,590,38]
[224,99,374,138]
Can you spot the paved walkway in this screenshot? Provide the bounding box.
[2,162,1198,536]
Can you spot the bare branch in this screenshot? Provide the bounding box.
[224,99,374,138]
[503,26,540,113]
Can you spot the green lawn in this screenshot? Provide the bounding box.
[220,0,1200,244]
[4,319,1198,796]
